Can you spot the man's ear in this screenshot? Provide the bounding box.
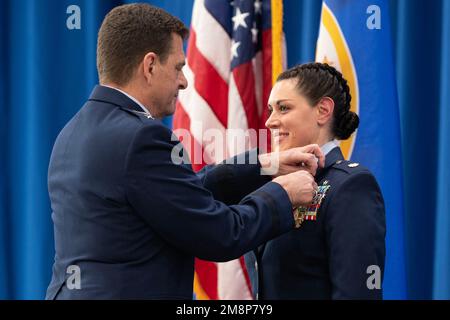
[317,97,334,126]
[142,52,157,83]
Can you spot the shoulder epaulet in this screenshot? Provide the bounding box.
[332,159,367,175]
[120,107,155,122]
[128,109,154,119]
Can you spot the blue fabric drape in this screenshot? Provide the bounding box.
[0,0,192,300]
[1,0,124,299]
[0,0,449,299]
[283,0,322,64]
[389,0,450,299]
[433,0,450,300]
[318,0,407,299]
[0,0,10,299]
[284,0,450,300]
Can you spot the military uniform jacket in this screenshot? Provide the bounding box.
[46,85,294,300]
[255,147,386,299]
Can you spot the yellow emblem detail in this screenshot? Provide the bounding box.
[316,3,359,160]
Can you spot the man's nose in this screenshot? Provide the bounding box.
[179,71,188,90]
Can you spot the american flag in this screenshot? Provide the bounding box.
[173,0,284,300]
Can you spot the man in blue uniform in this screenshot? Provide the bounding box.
[45,4,324,299]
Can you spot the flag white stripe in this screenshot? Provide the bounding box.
[192,0,231,83]
[252,52,263,118]
[218,260,252,300]
[179,64,226,145]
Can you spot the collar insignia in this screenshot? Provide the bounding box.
[129,109,153,119]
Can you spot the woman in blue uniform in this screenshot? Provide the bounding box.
[252,62,386,299]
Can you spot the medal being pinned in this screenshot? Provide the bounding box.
[294,180,331,228]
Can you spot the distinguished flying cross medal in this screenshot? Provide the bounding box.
[294,180,331,228]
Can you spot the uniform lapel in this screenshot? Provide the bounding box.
[315,147,344,182]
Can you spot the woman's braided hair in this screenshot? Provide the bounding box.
[277,62,359,140]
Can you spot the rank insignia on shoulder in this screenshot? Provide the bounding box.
[348,163,359,168]
[335,160,343,165]
[130,109,154,119]
[294,180,331,227]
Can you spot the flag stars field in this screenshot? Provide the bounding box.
[232,7,250,30]
[231,40,241,58]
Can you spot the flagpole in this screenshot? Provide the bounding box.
[271,0,283,84]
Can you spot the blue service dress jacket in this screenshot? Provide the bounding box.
[45,85,295,300]
[248,147,386,300]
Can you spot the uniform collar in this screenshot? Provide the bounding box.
[316,146,344,180]
[87,85,154,118]
[323,146,344,169]
[102,85,153,117]
[321,140,339,157]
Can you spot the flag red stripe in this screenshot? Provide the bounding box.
[260,29,273,151]
[261,29,273,130]
[195,258,219,300]
[173,102,190,132]
[173,101,211,171]
[232,64,259,130]
[173,1,282,300]
[187,30,229,128]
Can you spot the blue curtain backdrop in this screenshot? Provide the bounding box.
[0,0,449,299]
[432,0,450,300]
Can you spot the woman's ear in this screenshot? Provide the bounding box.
[317,97,334,126]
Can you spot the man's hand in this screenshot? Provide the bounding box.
[273,170,318,207]
[258,144,325,177]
